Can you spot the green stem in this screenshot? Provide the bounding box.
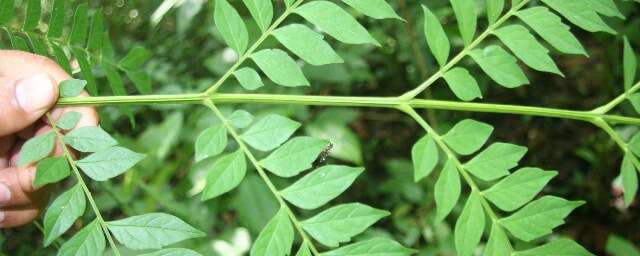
[399,105,513,252]
[203,0,306,95]
[400,0,531,100]
[593,81,640,114]
[56,93,640,126]
[46,114,122,256]
[591,118,640,173]
[203,100,321,255]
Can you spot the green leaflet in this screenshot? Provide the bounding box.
[295,243,312,256]
[454,193,485,256]
[242,0,273,32]
[443,67,482,101]
[47,0,65,38]
[295,1,379,46]
[59,79,87,98]
[281,165,364,210]
[251,49,310,87]
[0,0,15,25]
[341,0,402,20]
[540,0,615,34]
[56,111,82,131]
[624,37,637,91]
[34,157,70,186]
[483,167,557,211]
[621,152,638,208]
[23,0,40,31]
[69,4,88,46]
[586,0,624,19]
[306,122,363,164]
[119,47,151,70]
[242,114,301,151]
[194,125,228,162]
[138,248,203,256]
[516,7,587,56]
[434,160,461,222]
[486,0,504,25]
[76,146,145,181]
[57,220,105,256]
[284,0,295,8]
[323,238,416,256]
[499,196,584,242]
[469,45,529,88]
[87,10,104,54]
[214,0,249,54]
[17,131,56,167]
[411,134,439,182]
[629,94,640,114]
[464,142,528,181]
[202,150,247,200]
[450,0,477,46]
[483,224,511,256]
[126,70,152,95]
[301,203,389,247]
[629,133,640,157]
[514,239,594,256]
[43,185,86,246]
[443,119,493,155]
[234,67,265,91]
[250,207,294,256]
[229,110,254,128]
[273,24,343,66]
[63,126,118,153]
[606,234,640,256]
[422,5,450,67]
[493,25,562,75]
[261,136,329,177]
[107,213,206,250]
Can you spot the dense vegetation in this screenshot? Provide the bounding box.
[1,0,640,255]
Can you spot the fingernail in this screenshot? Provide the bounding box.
[0,182,10,206]
[15,73,55,114]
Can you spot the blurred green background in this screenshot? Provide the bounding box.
[1,0,640,255]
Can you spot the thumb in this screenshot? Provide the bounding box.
[0,73,58,137]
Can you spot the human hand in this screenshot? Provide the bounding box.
[0,50,98,228]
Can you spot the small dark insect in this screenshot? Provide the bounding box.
[314,141,334,166]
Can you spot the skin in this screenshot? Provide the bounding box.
[0,50,98,228]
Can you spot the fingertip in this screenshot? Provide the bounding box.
[15,73,58,115]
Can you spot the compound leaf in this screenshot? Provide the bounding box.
[281,165,364,210]
[234,67,264,91]
[35,157,70,186]
[273,24,343,66]
[422,5,450,67]
[202,150,247,200]
[44,185,86,246]
[450,0,477,46]
[494,25,562,75]
[242,114,301,151]
[464,142,527,181]
[242,0,273,32]
[411,134,439,182]
[63,126,118,153]
[261,136,329,177]
[57,220,105,256]
[443,67,482,101]
[469,45,529,88]
[251,49,309,87]
[499,196,584,242]
[323,238,416,256]
[443,119,493,155]
[76,147,145,181]
[295,1,379,46]
[341,0,402,20]
[214,0,249,54]
[434,160,461,222]
[250,207,294,256]
[516,7,587,56]
[107,213,205,250]
[195,125,228,162]
[17,131,56,167]
[302,203,389,247]
[483,167,557,211]
[454,193,485,256]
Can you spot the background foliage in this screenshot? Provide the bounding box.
[1,0,640,255]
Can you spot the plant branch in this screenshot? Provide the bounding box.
[46,114,122,256]
[203,0,305,95]
[593,81,640,114]
[203,99,321,255]
[400,0,531,100]
[56,93,640,126]
[592,118,640,173]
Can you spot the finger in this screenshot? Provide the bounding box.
[0,166,37,207]
[0,206,40,228]
[0,136,14,169]
[0,75,59,137]
[0,50,69,83]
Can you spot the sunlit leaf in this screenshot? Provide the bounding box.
[281,165,364,209]
[107,213,206,250]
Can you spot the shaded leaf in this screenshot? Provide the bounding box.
[69,4,89,46]
[47,0,65,38]
[57,220,105,256]
[35,157,70,186]
[44,185,86,246]
[624,36,637,90]
[621,152,638,207]
[17,131,56,167]
[23,0,40,31]
[412,134,439,182]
